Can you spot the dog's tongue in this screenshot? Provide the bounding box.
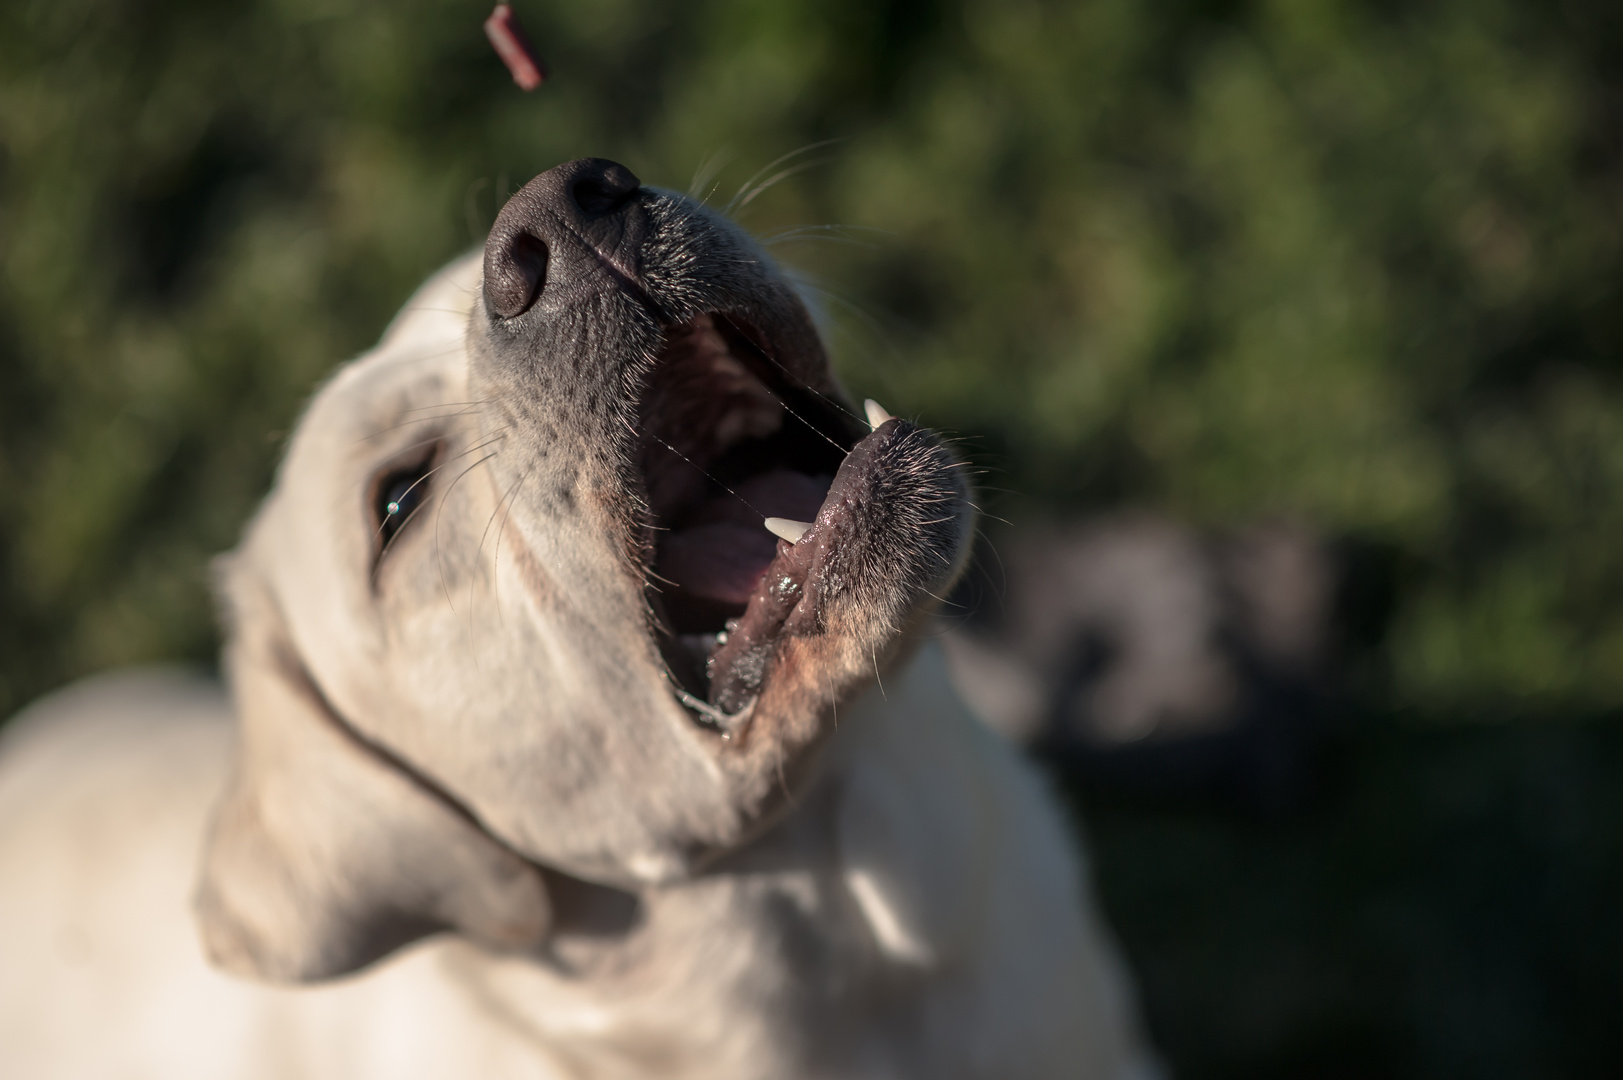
[656,469,830,605]
[656,522,777,605]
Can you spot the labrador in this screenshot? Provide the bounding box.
[0,159,1156,1080]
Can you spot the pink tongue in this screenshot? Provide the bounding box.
[655,469,830,605]
[657,523,779,605]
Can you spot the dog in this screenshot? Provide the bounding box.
[0,159,1156,1079]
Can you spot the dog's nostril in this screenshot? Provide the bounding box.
[481,159,642,319]
[571,162,641,218]
[485,231,549,320]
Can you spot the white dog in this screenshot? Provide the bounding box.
[0,159,1155,1079]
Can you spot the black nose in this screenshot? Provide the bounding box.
[483,158,644,320]
[570,160,640,218]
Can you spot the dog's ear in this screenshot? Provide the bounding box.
[194,561,550,983]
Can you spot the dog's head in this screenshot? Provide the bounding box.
[195,159,973,982]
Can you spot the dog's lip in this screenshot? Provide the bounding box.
[700,418,907,721]
[635,307,860,727]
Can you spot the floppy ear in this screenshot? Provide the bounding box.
[194,564,550,983]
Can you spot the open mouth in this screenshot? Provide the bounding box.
[638,311,865,727]
[471,162,970,760]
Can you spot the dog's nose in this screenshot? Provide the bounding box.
[483,158,644,320]
[568,160,640,218]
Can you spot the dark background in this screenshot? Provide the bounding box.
[2,1,1621,1075]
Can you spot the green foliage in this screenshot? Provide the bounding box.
[2,0,1621,717]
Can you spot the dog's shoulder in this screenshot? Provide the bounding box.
[0,669,234,919]
[0,668,232,808]
[0,672,240,1075]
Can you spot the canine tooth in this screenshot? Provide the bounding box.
[864,399,893,430]
[764,517,813,544]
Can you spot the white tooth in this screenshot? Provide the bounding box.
[864,398,893,430]
[764,517,813,544]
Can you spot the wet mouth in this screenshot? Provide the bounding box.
[638,311,891,728]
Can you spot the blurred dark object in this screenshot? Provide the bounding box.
[944,516,1336,806]
[1079,713,1623,1080]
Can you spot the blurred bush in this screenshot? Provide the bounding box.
[2,0,1622,718]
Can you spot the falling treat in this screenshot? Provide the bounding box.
[485,4,547,91]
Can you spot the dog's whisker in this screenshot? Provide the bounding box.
[759,223,892,247]
[789,284,914,412]
[753,381,852,455]
[368,434,508,584]
[356,400,489,444]
[367,492,436,589]
[723,139,844,216]
[760,233,880,253]
[371,440,493,548]
[399,399,491,415]
[734,156,837,212]
[645,433,769,521]
[687,148,732,201]
[475,470,526,565]
[465,176,491,243]
[431,450,501,615]
[490,469,529,628]
[479,470,529,628]
[711,317,869,438]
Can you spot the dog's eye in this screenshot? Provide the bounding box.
[373,460,434,551]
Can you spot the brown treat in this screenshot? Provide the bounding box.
[484,4,547,91]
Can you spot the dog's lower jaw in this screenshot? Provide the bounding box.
[704,417,970,712]
[705,616,940,848]
[674,417,974,840]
